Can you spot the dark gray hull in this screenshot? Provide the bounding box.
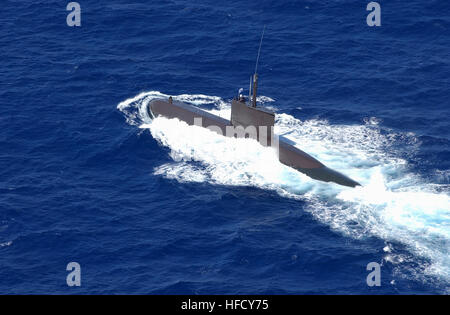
[149,99,360,188]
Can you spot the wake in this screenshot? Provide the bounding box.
[118,91,450,286]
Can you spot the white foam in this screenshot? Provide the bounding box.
[118,91,450,285]
[0,241,12,247]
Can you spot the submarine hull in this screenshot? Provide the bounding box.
[149,99,360,188]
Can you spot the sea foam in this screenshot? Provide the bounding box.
[118,91,450,284]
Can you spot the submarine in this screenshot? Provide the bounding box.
[148,91,360,188]
[148,32,360,188]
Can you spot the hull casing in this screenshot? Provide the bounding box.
[149,99,360,188]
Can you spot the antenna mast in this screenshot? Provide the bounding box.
[252,25,266,107]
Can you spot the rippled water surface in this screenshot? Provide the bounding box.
[1,0,449,294]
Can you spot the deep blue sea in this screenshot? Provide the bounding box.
[1,0,449,294]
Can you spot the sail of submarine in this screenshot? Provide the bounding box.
[148,31,361,188]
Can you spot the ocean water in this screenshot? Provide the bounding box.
[1,0,449,294]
